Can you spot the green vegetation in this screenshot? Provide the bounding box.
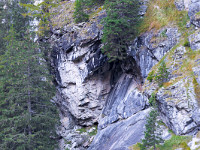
[102,0,140,61]
[155,61,169,87]
[20,0,60,35]
[156,134,191,150]
[73,0,104,23]
[161,29,167,38]
[0,26,58,150]
[147,61,169,87]
[76,126,98,136]
[73,0,89,23]
[77,128,87,133]
[139,110,163,150]
[130,134,191,150]
[147,71,155,82]
[73,0,140,61]
[193,77,200,104]
[65,140,72,145]
[88,126,98,136]
[84,0,104,7]
[0,0,31,55]
[140,94,163,150]
[184,39,190,47]
[0,1,59,149]
[149,92,156,106]
[139,0,189,33]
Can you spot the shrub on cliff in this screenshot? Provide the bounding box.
[155,60,169,87]
[73,0,89,23]
[139,93,163,150]
[102,0,140,62]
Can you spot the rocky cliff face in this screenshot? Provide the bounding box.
[50,0,200,149]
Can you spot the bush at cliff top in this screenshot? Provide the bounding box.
[102,0,140,62]
[73,0,89,23]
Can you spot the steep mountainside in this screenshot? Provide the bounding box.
[49,0,200,149]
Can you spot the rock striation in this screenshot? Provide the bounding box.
[49,0,200,149]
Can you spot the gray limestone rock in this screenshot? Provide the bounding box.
[188,1,200,27]
[129,27,180,78]
[88,108,151,150]
[99,74,148,129]
[189,29,200,50]
[50,0,200,149]
[175,0,185,10]
[144,45,200,136]
[157,77,199,135]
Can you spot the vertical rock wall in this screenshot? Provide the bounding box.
[50,0,200,149]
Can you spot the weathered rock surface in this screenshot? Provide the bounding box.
[52,35,110,126]
[175,0,185,11]
[188,0,200,27]
[144,44,200,135]
[189,29,200,50]
[157,78,198,135]
[129,27,180,78]
[50,6,111,149]
[99,74,148,129]
[175,0,200,28]
[49,0,200,149]
[89,108,151,150]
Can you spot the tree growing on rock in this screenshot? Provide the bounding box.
[139,93,163,150]
[155,60,169,87]
[102,0,140,62]
[73,0,89,23]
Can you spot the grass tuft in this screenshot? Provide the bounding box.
[139,0,189,34]
[156,134,191,150]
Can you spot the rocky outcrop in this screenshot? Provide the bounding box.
[175,0,200,28]
[129,27,180,78]
[144,41,200,135]
[188,0,200,27]
[157,77,198,135]
[175,0,186,11]
[189,29,200,50]
[89,108,151,150]
[49,0,200,150]
[50,5,111,149]
[52,24,182,149]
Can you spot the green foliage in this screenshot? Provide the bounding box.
[155,61,169,87]
[147,70,155,82]
[140,94,163,150]
[77,128,87,134]
[0,27,59,150]
[73,0,105,23]
[156,134,191,150]
[184,39,190,47]
[149,93,157,107]
[177,11,190,33]
[160,29,167,38]
[193,77,200,103]
[140,110,163,150]
[102,0,140,62]
[84,0,105,6]
[88,126,98,136]
[73,0,89,23]
[0,0,31,55]
[76,126,97,136]
[20,0,60,35]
